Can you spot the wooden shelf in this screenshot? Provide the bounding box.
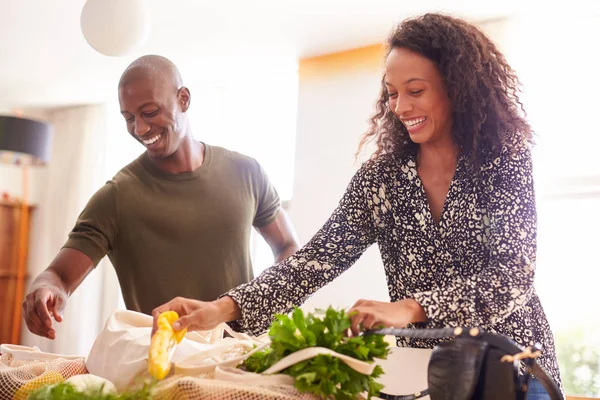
[0,201,34,345]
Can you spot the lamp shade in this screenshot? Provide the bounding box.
[80,0,151,57]
[0,116,52,165]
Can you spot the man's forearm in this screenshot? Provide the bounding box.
[29,248,95,298]
[29,269,69,296]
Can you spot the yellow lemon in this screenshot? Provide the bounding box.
[13,370,64,400]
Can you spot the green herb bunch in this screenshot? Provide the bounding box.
[241,307,390,400]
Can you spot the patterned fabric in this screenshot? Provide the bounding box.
[225,144,562,387]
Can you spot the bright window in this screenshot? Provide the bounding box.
[507,13,600,396]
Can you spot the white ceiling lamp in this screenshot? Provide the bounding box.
[80,0,151,57]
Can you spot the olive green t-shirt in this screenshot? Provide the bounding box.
[62,144,280,315]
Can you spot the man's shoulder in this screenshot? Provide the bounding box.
[209,144,258,168]
[107,152,148,186]
[207,145,266,183]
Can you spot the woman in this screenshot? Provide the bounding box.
[153,13,562,396]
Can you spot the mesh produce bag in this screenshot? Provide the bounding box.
[0,344,87,400]
[150,374,318,400]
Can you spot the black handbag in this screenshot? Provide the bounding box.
[363,327,564,400]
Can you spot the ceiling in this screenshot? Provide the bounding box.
[0,0,591,109]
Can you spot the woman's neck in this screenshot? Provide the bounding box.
[416,140,460,173]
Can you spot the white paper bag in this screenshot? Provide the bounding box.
[84,310,222,391]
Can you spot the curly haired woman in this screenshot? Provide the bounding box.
[154,13,562,397]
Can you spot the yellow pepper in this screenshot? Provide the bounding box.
[148,311,187,380]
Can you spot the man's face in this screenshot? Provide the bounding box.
[118,74,188,159]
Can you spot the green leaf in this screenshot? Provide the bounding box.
[295,372,317,385]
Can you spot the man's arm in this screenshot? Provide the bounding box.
[256,209,300,262]
[24,181,117,339]
[23,248,94,339]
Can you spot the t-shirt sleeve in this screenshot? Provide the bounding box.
[61,182,118,266]
[250,160,281,228]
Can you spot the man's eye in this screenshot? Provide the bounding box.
[143,111,158,118]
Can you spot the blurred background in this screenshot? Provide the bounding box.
[0,0,598,397]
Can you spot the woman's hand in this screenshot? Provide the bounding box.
[348,298,428,336]
[151,296,241,335]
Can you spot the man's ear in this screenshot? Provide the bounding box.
[177,87,191,112]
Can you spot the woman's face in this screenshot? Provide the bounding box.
[385,47,453,147]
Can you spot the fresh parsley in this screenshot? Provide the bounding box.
[241,307,390,400]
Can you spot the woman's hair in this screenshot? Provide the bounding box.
[358,13,533,164]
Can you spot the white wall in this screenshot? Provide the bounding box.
[290,50,390,312]
[182,56,299,203]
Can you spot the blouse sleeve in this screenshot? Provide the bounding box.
[224,164,382,334]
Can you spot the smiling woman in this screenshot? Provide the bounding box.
[383,51,452,146]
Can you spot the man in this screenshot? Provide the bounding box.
[23,55,300,340]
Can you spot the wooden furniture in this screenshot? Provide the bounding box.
[0,199,34,345]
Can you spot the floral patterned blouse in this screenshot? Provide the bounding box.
[226,144,562,387]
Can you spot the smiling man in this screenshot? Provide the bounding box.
[22,55,300,340]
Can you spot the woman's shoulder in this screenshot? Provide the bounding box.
[478,139,533,175]
[356,152,414,182]
[473,140,534,198]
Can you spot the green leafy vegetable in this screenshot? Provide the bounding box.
[241,307,390,400]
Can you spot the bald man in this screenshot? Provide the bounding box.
[23,55,300,340]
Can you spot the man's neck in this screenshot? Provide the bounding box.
[149,134,205,174]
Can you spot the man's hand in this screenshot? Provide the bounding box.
[348,298,428,336]
[151,296,241,336]
[22,286,67,340]
[22,248,95,339]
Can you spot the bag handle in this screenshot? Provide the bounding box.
[262,346,377,376]
[0,344,84,361]
[173,323,269,375]
[363,327,564,400]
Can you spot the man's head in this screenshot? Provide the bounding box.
[118,55,191,159]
